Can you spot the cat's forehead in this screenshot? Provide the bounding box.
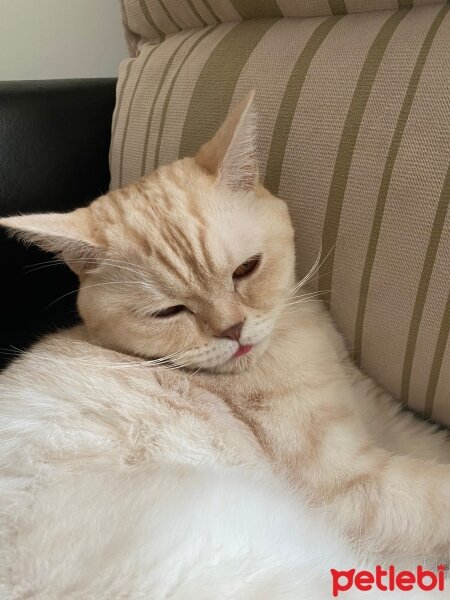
[101,163,263,288]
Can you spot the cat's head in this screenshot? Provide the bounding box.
[0,93,295,373]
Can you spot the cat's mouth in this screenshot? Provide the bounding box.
[233,344,253,358]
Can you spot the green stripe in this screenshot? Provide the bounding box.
[118,46,160,188]
[179,19,278,158]
[186,0,208,26]
[401,164,450,404]
[265,16,343,195]
[425,291,450,418]
[328,0,347,15]
[353,4,450,361]
[110,60,132,164]
[398,0,413,8]
[153,27,218,169]
[138,0,164,41]
[156,0,182,30]
[318,10,409,306]
[229,0,282,19]
[202,0,221,22]
[140,31,200,177]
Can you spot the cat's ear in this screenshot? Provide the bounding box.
[0,208,104,275]
[195,91,258,193]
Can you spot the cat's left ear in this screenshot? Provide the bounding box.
[0,208,104,275]
[195,91,258,193]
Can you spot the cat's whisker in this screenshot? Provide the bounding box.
[105,348,192,370]
[284,289,330,302]
[28,256,142,271]
[0,348,24,357]
[276,300,327,319]
[296,270,333,287]
[290,241,323,293]
[277,291,330,317]
[281,290,331,309]
[288,242,336,298]
[27,257,154,287]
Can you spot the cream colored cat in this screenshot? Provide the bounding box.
[0,93,449,599]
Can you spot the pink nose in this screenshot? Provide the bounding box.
[217,321,244,342]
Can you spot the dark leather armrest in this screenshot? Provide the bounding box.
[0,78,117,368]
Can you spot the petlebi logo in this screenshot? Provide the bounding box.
[330,564,447,597]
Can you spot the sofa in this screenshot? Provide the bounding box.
[0,79,116,365]
[1,0,449,429]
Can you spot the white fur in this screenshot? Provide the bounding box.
[0,326,448,599]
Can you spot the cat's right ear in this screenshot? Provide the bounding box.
[0,208,104,275]
[195,91,258,193]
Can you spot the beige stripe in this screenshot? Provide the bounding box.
[138,0,164,41]
[277,12,397,281]
[147,24,235,169]
[201,0,221,21]
[328,7,440,368]
[159,0,210,30]
[265,16,342,195]
[200,0,241,22]
[414,0,448,5]
[276,0,332,17]
[353,4,450,363]
[117,45,160,188]
[155,0,183,30]
[113,32,196,188]
[231,17,334,182]
[179,19,279,158]
[425,291,450,418]
[409,201,450,417]
[229,0,282,19]
[328,0,347,14]
[186,0,209,25]
[188,1,216,24]
[355,6,450,405]
[110,59,133,167]
[120,2,159,47]
[122,0,450,42]
[137,0,183,38]
[429,317,450,425]
[318,10,408,306]
[140,30,202,177]
[345,0,398,12]
[120,1,140,57]
[401,163,450,404]
[153,26,218,169]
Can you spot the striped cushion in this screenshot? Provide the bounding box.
[111,2,450,426]
[121,0,448,48]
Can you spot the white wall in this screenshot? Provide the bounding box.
[0,0,128,80]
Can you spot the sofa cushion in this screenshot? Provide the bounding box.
[120,0,449,48]
[110,2,450,426]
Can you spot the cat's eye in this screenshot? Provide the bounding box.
[233,255,261,279]
[152,305,185,318]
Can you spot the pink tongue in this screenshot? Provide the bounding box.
[234,345,253,358]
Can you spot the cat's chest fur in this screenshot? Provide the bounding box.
[2,310,449,598]
[0,332,340,598]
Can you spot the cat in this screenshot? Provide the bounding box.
[0,92,449,599]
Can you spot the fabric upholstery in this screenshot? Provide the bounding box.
[111,1,450,425]
[120,0,449,48]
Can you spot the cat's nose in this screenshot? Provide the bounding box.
[217,321,244,342]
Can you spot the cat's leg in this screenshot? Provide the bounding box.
[346,362,450,463]
[235,381,450,563]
